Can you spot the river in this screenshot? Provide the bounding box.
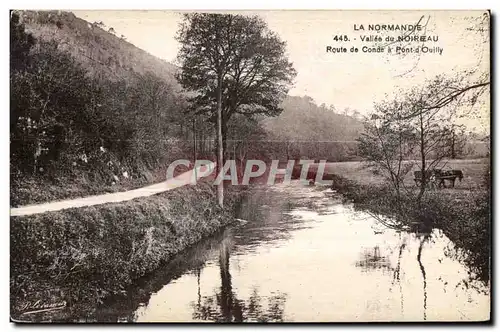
[87,181,489,322]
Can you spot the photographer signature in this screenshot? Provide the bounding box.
[20,300,67,315]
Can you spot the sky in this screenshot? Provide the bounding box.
[73,10,490,132]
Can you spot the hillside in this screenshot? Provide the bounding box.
[17,10,180,88]
[17,10,364,141]
[17,10,364,139]
[266,95,365,142]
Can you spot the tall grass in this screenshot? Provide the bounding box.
[10,182,244,320]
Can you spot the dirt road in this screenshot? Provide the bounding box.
[10,163,215,217]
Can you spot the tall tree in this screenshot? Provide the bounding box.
[176,13,296,206]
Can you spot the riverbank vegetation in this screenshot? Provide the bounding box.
[328,68,490,285]
[10,182,246,321]
[329,166,490,284]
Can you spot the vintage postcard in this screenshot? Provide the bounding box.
[10,9,490,323]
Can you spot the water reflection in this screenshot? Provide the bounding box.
[191,235,287,322]
[416,234,431,321]
[88,230,226,322]
[232,185,313,248]
[85,185,297,322]
[70,182,489,322]
[356,246,393,273]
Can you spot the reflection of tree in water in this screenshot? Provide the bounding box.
[417,234,430,321]
[87,230,225,322]
[377,233,430,321]
[392,240,407,317]
[192,235,287,322]
[355,246,393,273]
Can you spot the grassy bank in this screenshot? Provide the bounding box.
[10,181,245,321]
[10,162,192,207]
[329,172,490,284]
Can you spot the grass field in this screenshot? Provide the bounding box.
[324,158,489,192]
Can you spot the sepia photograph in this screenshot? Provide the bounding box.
[9,8,491,323]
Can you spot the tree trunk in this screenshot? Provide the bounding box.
[451,129,456,159]
[418,113,426,200]
[221,118,228,161]
[192,117,197,181]
[199,128,204,156]
[216,75,224,208]
[192,117,197,162]
[219,237,232,321]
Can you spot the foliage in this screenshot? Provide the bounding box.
[17,10,179,85]
[264,95,364,161]
[10,14,193,205]
[357,101,417,196]
[10,184,245,320]
[10,12,36,72]
[226,115,268,162]
[358,74,489,200]
[175,13,297,147]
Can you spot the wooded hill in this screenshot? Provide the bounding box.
[15,10,366,163]
[19,10,179,87]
